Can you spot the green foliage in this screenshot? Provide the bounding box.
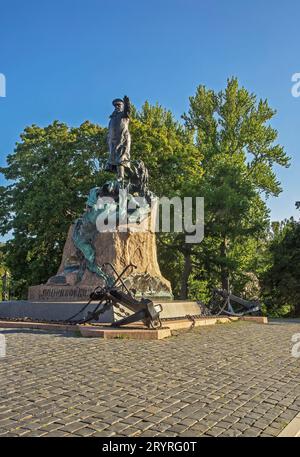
[261,218,300,316]
[131,102,202,197]
[181,78,289,296]
[0,121,110,297]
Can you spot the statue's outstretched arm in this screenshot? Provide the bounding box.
[123,95,131,118]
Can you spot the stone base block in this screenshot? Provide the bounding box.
[0,299,267,327]
[158,301,202,319]
[0,299,203,323]
[28,279,173,302]
[79,325,172,340]
[0,300,114,323]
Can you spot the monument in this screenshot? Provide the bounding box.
[0,96,261,331]
[0,96,204,327]
[28,96,173,303]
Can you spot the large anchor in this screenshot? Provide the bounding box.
[207,288,261,317]
[77,263,163,329]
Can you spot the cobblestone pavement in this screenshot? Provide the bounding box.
[1,321,300,437]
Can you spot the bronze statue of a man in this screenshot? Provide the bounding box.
[107,95,131,180]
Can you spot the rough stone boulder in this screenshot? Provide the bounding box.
[28,220,173,301]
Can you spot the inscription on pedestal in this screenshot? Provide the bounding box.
[40,288,90,299]
[28,285,95,302]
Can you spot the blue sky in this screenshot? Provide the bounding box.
[0,0,299,221]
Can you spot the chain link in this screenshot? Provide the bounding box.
[113,303,131,320]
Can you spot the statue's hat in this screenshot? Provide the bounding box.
[112,98,123,106]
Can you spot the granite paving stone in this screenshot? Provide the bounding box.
[1,321,300,437]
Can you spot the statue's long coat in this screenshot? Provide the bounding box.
[107,111,131,168]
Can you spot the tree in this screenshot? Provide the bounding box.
[181,78,290,297]
[131,102,203,297]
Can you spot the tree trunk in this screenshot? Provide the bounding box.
[180,249,192,300]
[220,237,230,293]
[1,271,7,301]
